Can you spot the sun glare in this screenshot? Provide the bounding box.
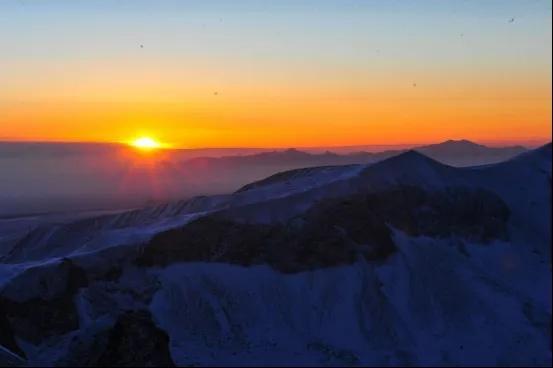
[130,137,163,151]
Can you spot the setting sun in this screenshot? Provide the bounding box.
[130,137,163,150]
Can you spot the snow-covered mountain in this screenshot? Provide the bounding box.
[0,144,550,366]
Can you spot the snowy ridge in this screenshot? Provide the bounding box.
[1,164,363,264]
[1,201,219,264]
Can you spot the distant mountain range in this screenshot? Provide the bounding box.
[183,139,527,169]
[0,139,528,163]
[0,143,550,366]
[0,139,532,215]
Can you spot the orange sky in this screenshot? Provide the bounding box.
[2,68,550,148]
[0,1,551,148]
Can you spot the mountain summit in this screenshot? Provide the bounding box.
[415,139,527,166]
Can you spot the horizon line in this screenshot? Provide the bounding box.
[0,137,550,150]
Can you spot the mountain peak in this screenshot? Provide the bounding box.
[365,149,446,173]
[279,148,310,157]
[394,149,438,162]
[439,139,482,147]
[509,141,552,167]
[537,142,552,153]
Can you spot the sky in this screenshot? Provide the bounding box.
[0,0,551,148]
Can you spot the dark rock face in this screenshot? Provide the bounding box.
[1,295,80,345]
[0,306,25,359]
[136,185,509,272]
[0,258,88,344]
[135,217,277,268]
[135,203,396,272]
[57,323,112,367]
[58,310,175,367]
[348,186,510,242]
[96,310,175,367]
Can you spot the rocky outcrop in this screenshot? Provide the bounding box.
[329,186,510,242]
[0,258,88,344]
[0,308,25,360]
[97,310,175,366]
[135,202,397,272]
[58,310,175,367]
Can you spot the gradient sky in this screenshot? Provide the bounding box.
[0,0,551,148]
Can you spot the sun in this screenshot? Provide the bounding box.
[130,137,163,151]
